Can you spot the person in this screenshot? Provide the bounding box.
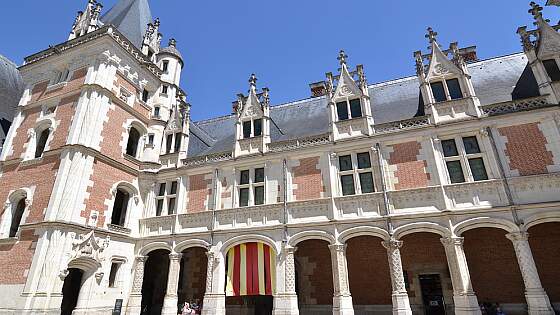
[495,304,506,315]
[181,302,195,315]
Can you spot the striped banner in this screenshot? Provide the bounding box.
[226,242,275,296]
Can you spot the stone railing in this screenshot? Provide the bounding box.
[334,193,385,219]
[373,116,431,134]
[267,133,331,153]
[183,151,233,168]
[444,179,509,209]
[139,215,176,237]
[215,203,283,229]
[480,96,551,116]
[287,199,331,223]
[508,172,560,205]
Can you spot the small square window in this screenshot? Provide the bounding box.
[462,136,481,154]
[446,79,462,100]
[336,101,349,120]
[468,158,488,181]
[240,170,250,185]
[162,85,168,94]
[357,152,371,169]
[254,186,265,205]
[170,181,178,194]
[254,168,265,183]
[339,155,353,171]
[153,106,160,117]
[239,188,249,207]
[446,160,465,183]
[148,134,154,145]
[340,174,356,196]
[253,119,262,137]
[162,60,169,72]
[442,139,459,157]
[243,121,252,139]
[349,99,362,118]
[158,183,166,196]
[359,172,375,193]
[431,81,447,102]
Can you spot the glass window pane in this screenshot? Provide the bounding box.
[359,172,375,193]
[430,81,447,102]
[170,181,178,194]
[243,121,252,138]
[158,183,166,196]
[254,186,265,205]
[240,170,250,185]
[446,78,462,100]
[168,198,176,215]
[442,139,459,157]
[254,119,262,137]
[174,133,182,152]
[109,263,120,288]
[468,158,488,181]
[156,199,164,216]
[339,155,353,171]
[336,101,349,120]
[446,160,465,183]
[166,134,173,154]
[543,59,560,82]
[349,99,362,118]
[357,152,371,169]
[254,168,265,183]
[340,174,356,196]
[35,129,50,158]
[462,136,481,154]
[239,188,249,207]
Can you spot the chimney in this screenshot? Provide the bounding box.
[309,81,327,97]
[459,46,478,63]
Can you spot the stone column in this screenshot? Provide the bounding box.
[125,255,147,315]
[440,237,481,315]
[273,246,299,315]
[162,253,182,315]
[506,232,554,315]
[202,251,226,315]
[382,239,412,315]
[329,244,354,315]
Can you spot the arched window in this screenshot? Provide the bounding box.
[111,189,130,227]
[35,128,50,158]
[9,198,26,237]
[125,127,141,157]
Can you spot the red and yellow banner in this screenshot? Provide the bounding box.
[226,242,275,296]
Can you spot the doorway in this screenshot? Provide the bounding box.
[419,274,445,315]
[60,268,84,315]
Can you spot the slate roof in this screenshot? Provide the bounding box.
[160,45,183,64]
[100,0,152,49]
[186,53,538,158]
[0,54,24,122]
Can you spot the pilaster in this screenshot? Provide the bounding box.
[125,255,147,315]
[329,244,354,315]
[162,252,182,315]
[202,250,226,315]
[440,237,481,315]
[506,232,554,315]
[381,239,412,315]
[273,245,299,315]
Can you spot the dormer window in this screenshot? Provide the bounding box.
[430,78,463,103]
[336,98,362,121]
[164,133,182,154]
[242,119,262,139]
[543,59,560,82]
[162,60,169,73]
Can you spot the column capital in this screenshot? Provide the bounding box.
[328,243,347,253]
[135,255,148,263]
[283,245,297,255]
[440,236,464,246]
[506,231,529,242]
[382,238,403,250]
[169,252,182,261]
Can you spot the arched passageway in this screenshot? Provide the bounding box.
[141,249,170,315]
[400,232,452,315]
[177,247,208,312]
[60,268,84,315]
[346,236,392,313]
[528,222,560,311]
[294,239,333,314]
[463,228,525,312]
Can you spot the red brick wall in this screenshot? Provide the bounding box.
[187,174,212,213]
[7,107,41,159]
[389,141,430,190]
[82,159,135,227]
[528,223,560,303]
[29,67,87,103]
[99,102,142,169]
[178,247,207,304]
[48,93,79,149]
[463,228,524,303]
[292,157,324,201]
[0,155,60,285]
[113,73,150,120]
[346,236,391,305]
[498,123,554,176]
[295,240,333,305]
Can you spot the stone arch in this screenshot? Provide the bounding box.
[338,226,390,244]
[220,234,279,256]
[288,230,335,247]
[393,222,450,239]
[453,216,519,236]
[138,242,173,256]
[174,239,210,253]
[524,211,560,230]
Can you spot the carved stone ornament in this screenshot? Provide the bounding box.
[58,269,69,281]
[69,230,110,270]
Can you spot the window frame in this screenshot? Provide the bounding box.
[543,58,560,82]
[240,118,263,139]
[154,180,179,216]
[430,78,464,103]
[237,167,266,207]
[108,258,126,288]
[110,188,130,227]
[337,151,375,196]
[440,135,490,184]
[335,97,363,121]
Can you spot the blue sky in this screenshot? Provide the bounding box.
[1,1,559,121]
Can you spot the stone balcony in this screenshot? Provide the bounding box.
[138,173,560,237]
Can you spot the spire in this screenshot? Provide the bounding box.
[69,0,103,40]
[423,27,462,80]
[425,27,438,44]
[101,0,152,49]
[337,50,348,66]
[249,73,258,94]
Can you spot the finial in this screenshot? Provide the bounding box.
[169,38,177,47]
[337,50,348,66]
[425,27,438,43]
[154,18,161,27]
[529,2,544,20]
[249,73,258,89]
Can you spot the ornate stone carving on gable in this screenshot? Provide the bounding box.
[332,51,363,101]
[68,230,109,272]
[424,28,462,80]
[165,91,190,134]
[236,74,268,119]
[142,18,162,56]
[529,2,560,58]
